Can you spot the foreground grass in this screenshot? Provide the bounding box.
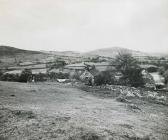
[0,81,168,140]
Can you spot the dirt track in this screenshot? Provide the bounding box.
[0,81,168,140]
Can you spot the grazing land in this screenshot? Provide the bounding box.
[0,81,168,140]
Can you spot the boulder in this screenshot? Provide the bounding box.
[126,92,135,98]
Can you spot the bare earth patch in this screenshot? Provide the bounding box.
[0,81,168,140]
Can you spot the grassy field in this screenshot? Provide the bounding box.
[0,81,168,140]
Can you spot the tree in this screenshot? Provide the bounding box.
[158,66,165,75]
[163,70,168,85]
[19,69,32,82]
[115,52,144,87]
[115,52,138,72]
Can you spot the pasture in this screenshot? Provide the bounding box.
[0,81,168,140]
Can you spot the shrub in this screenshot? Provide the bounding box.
[147,67,158,73]
[163,70,168,85]
[158,66,165,75]
[19,69,32,82]
[35,73,48,82]
[71,72,81,80]
[119,68,144,87]
[114,52,144,87]
[0,73,20,82]
[0,70,3,77]
[94,71,115,85]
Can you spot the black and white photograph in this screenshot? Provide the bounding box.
[0,0,168,139]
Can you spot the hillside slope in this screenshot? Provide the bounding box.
[0,46,49,67]
[83,47,149,58]
[0,46,41,56]
[41,50,81,57]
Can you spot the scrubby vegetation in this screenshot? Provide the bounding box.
[0,73,20,82]
[158,63,168,85]
[0,70,3,77]
[147,66,158,73]
[94,70,115,85]
[163,70,168,85]
[114,53,144,87]
[0,70,70,83]
[34,73,48,82]
[0,69,32,82]
[19,69,32,82]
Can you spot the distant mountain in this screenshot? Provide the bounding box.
[1,45,167,63]
[83,47,164,58]
[82,47,168,58]
[0,45,41,56]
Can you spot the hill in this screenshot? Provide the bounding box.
[0,46,84,69]
[41,50,81,57]
[0,45,41,56]
[0,46,49,68]
[83,47,168,59]
[83,47,149,58]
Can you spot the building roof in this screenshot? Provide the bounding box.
[80,70,94,80]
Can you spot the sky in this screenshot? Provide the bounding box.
[0,0,168,53]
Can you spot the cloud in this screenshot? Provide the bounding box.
[0,0,167,53]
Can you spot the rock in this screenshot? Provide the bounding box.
[156,96,166,101]
[147,94,155,99]
[126,92,135,97]
[116,96,130,103]
[147,92,158,99]
[133,92,142,98]
[127,104,141,110]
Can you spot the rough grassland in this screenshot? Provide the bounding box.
[0,81,168,140]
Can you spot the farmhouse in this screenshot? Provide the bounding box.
[80,70,95,85]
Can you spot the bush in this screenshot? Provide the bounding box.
[0,73,20,82]
[147,67,158,73]
[163,70,168,85]
[119,68,144,87]
[158,66,165,75]
[71,72,81,80]
[35,73,48,82]
[114,52,144,87]
[19,69,32,82]
[0,70,3,77]
[94,71,115,85]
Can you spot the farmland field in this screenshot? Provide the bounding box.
[0,81,168,140]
